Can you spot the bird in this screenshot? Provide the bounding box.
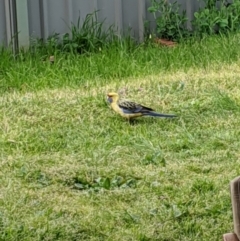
[107,92,177,120]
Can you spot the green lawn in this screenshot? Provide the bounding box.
[1,34,240,240]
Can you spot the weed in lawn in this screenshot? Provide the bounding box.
[72,175,138,192]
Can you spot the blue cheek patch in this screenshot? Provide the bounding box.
[108,97,113,103]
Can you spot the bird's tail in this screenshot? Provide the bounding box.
[145,111,177,118]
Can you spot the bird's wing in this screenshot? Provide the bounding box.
[118,100,154,114]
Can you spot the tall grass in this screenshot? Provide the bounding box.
[1,32,240,93]
[29,12,119,56]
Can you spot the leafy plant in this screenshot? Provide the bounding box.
[225,0,240,31]
[148,0,188,41]
[193,1,227,35]
[192,0,240,36]
[147,0,240,40]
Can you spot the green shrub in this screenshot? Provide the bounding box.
[147,0,240,41]
[192,0,240,36]
[147,0,189,41]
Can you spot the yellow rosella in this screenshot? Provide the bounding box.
[107,92,177,120]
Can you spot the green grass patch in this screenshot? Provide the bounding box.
[1,34,240,240]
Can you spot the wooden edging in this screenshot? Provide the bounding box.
[223,233,239,241]
[230,177,240,239]
[223,176,240,241]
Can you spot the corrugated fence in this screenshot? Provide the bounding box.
[0,0,203,47]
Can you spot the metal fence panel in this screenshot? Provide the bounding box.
[27,0,41,38]
[3,0,206,47]
[0,0,7,46]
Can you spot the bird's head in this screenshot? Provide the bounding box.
[107,92,119,103]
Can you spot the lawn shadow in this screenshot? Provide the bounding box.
[128,116,178,125]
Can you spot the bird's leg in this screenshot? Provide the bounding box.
[126,117,132,124]
[128,118,136,125]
